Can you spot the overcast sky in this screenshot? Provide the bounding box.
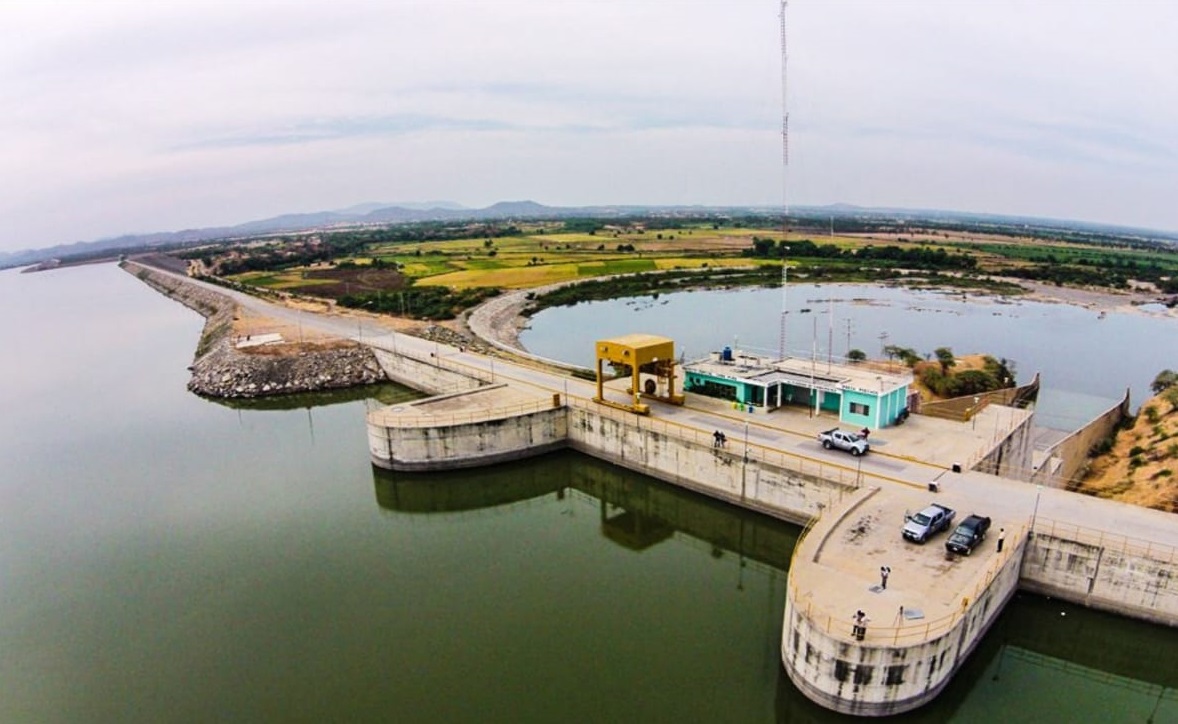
[2,0,1176,252]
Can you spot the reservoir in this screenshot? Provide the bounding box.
[2,264,1177,722]
[520,284,1178,428]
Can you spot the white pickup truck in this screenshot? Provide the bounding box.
[902,503,956,543]
[816,428,869,456]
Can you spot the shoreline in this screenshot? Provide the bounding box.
[465,276,1178,356]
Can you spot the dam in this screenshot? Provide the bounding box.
[364,328,1178,716]
[126,261,1178,717]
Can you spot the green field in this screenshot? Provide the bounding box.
[219,218,1178,306]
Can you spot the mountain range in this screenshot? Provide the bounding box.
[0,200,750,268]
[3,200,1175,270]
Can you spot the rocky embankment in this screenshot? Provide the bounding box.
[1078,389,1178,512]
[122,260,387,398]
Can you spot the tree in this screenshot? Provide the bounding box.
[883,345,920,367]
[1151,369,1178,395]
[847,349,867,364]
[1165,386,1178,413]
[983,356,1017,388]
[953,370,999,396]
[934,347,956,375]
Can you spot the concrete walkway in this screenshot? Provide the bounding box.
[142,265,1178,548]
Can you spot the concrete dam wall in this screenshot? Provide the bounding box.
[1021,518,1178,627]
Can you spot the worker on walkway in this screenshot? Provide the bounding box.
[997,528,1006,553]
[852,610,869,641]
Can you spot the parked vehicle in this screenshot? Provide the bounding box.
[902,503,956,543]
[945,514,992,556]
[817,428,869,456]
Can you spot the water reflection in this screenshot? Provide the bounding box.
[376,452,1178,722]
[372,450,798,571]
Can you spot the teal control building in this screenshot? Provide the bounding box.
[683,349,914,429]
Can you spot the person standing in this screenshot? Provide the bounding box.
[997,528,1006,553]
[880,565,891,590]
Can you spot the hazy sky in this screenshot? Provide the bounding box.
[2,0,1176,252]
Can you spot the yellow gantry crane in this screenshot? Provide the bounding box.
[593,334,685,415]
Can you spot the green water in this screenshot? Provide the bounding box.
[1,264,1175,723]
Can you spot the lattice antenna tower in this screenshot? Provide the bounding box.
[778,0,791,361]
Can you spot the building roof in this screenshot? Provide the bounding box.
[686,351,912,394]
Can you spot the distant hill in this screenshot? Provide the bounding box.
[3,200,1176,270]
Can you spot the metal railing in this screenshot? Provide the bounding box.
[1030,517,1178,564]
[786,524,1028,646]
[372,397,560,428]
[563,393,922,493]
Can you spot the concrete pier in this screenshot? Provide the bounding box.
[367,385,566,471]
[781,488,1026,715]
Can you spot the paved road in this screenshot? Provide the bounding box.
[144,264,1178,550]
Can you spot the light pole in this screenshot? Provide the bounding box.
[972,396,980,430]
[1031,484,1043,533]
[740,420,750,501]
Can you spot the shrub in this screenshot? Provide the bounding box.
[1089,437,1114,456]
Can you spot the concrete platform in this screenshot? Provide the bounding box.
[783,485,1027,715]
[368,384,553,429]
[792,486,1019,645]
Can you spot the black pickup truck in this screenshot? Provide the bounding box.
[945,514,992,556]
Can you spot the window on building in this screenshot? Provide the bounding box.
[850,402,871,416]
[692,380,737,402]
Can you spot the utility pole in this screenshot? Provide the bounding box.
[827,297,834,372]
[779,250,789,360]
[777,0,790,362]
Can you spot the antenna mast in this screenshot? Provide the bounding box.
[777,0,790,361]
